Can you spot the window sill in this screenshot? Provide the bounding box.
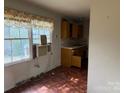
[4,58,32,68]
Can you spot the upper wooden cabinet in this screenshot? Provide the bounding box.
[61,20,70,39]
[72,23,82,39]
[72,23,78,38]
[61,19,83,39]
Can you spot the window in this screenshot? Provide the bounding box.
[32,27,52,44]
[4,8,54,65]
[4,24,30,64]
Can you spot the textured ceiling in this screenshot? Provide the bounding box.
[26,0,90,18]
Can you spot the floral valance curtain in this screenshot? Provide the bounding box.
[4,8,54,29]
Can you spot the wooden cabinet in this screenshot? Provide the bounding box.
[61,47,84,68]
[71,56,81,68]
[61,19,83,39]
[72,23,78,38]
[72,23,82,38]
[72,47,84,56]
[61,20,70,39]
[71,47,83,68]
[61,48,73,67]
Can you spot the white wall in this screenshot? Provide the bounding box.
[4,0,61,91]
[88,0,120,93]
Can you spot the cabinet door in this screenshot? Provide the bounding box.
[72,24,79,38]
[61,20,70,39]
[61,48,72,67]
[71,56,81,68]
[72,24,83,38]
[78,25,83,38]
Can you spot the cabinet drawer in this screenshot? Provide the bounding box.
[71,56,81,68]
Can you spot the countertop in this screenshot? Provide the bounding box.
[61,45,87,49]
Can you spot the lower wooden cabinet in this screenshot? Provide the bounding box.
[61,47,84,68]
[71,56,81,68]
[61,48,72,67]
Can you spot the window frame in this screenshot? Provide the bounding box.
[4,25,53,67]
[4,26,33,67]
